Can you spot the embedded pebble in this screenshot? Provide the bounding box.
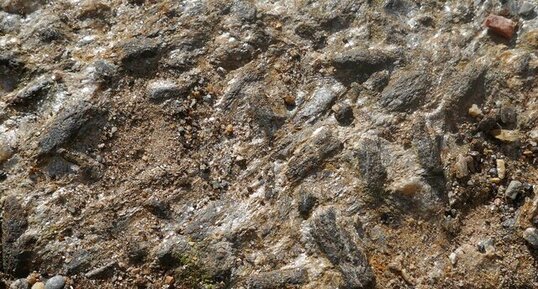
[45,276,65,289]
[523,227,538,248]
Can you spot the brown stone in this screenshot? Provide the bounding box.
[484,14,517,39]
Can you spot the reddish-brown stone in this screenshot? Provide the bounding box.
[484,14,517,39]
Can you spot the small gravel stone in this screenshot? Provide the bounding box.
[484,14,517,39]
[505,180,523,201]
[468,104,482,117]
[496,159,506,179]
[522,227,538,248]
[45,276,65,289]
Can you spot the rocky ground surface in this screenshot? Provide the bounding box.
[0,0,538,288]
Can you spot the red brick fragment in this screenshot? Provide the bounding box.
[484,14,517,39]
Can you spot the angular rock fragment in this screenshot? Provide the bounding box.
[444,63,487,120]
[311,208,375,289]
[522,227,538,248]
[249,96,287,136]
[484,14,517,39]
[505,180,523,201]
[468,104,482,118]
[37,101,94,155]
[296,84,343,122]
[380,70,430,112]
[65,250,92,275]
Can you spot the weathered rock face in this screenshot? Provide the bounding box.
[0,0,537,288]
[2,196,31,277]
[311,208,376,289]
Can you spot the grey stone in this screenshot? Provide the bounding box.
[249,95,287,136]
[380,70,430,112]
[311,208,375,289]
[297,85,339,122]
[383,0,417,15]
[522,227,538,248]
[247,268,307,289]
[519,2,536,18]
[146,80,183,102]
[45,275,65,289]
[412,120,443,175]
[505,180,524,201]
[211,42,256,70]
[477,238,494,253]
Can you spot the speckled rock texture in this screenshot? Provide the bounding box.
[0,0,538,288]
